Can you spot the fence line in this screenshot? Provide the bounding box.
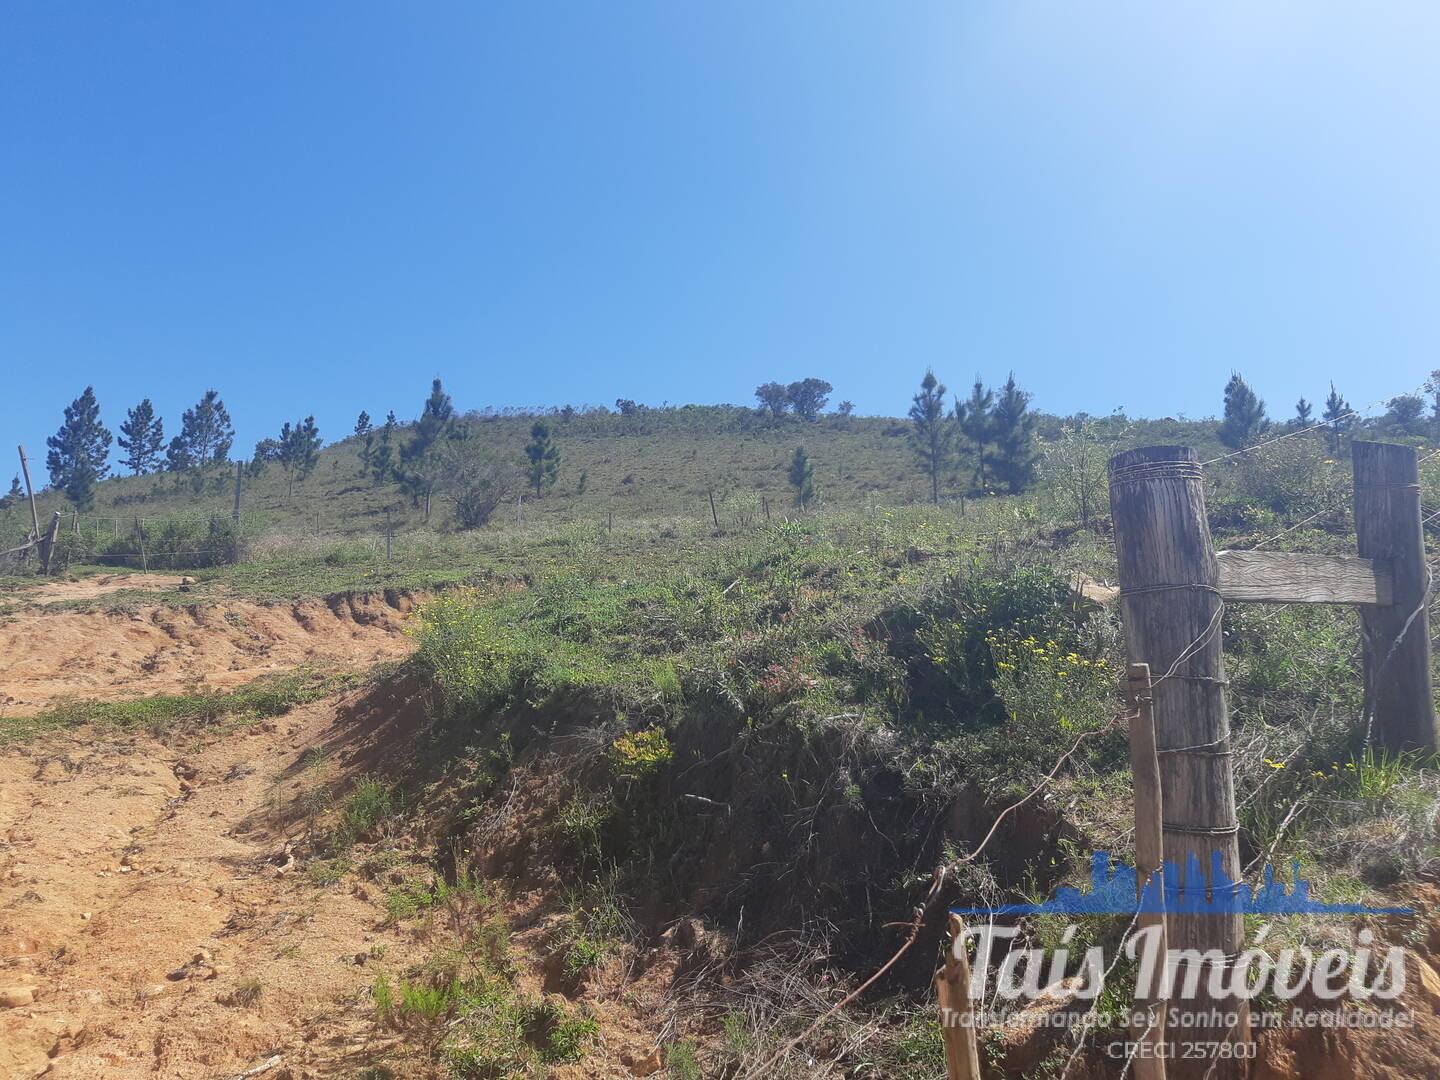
[1202,377,1432,467]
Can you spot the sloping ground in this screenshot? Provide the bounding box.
[0,591,424,715]
[0,684,436,1079]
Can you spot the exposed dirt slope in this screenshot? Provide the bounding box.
[0,591,423,715]
[0,684,437,1080]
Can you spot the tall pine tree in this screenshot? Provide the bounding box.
[355,410,374,477]
[954,379,995,492]
[1322,383,1353,454]
[167,390,234,471]
[370,411,397,484]
[908,370,952,504]
[987,373,1040,494]
[524,421,561,496]
[1293,397,1313,429]
[278,416,322,498]
[117,398,165,474]
[401,380,458,512]
[1218,373,1268,450]
[788,445,815,507]
[46,386,112,510]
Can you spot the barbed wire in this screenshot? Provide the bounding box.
[1201,378,1432,468]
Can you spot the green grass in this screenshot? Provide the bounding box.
[0,668,345,744]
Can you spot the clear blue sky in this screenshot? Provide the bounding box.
[4,2,1439,470]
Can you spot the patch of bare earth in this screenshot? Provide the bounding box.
[10,575,195,605]
[0,684,445,1080]
[0,591,424,715]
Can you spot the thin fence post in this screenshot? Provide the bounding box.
[936,913,981,1080]
[233,460,243,524]
[1108,446,1248,1078]
[762,495,770,522]
[18,445,40,543]
[1353,441,1437,754]
[386,532,393,561]
[708,488,719,529]
[1126,662,1168,1080]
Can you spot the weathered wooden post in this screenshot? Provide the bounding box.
[38,511,61,575]
[17,445,41,544]
[1127,662,1168,1080]
[1353,441,1437,754]
[708,488,720,529]
[937,913,981,1080]
[1109,446,1248,1078]
[233,460,243,525]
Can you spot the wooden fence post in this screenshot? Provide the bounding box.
[1109,446,1248,1078]
[233,460,243,524]
[38,511,61,575]
[1353,441,1437,754]
[1126,662,1168,1080]
[17,445,40,544]
[936,913,981,1080]
[708,488,720,529]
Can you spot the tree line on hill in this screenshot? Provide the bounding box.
[1216,371,1440,452]
[19,370,1440,523]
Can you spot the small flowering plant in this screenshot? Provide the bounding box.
[607,726,673,781]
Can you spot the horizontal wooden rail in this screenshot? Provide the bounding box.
[1216,549,1392,605]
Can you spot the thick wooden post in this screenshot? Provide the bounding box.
[38,511,61,575]
[1109,447,1248,1078]
[1353,441,1436,754]
[1127,663,1168,1080]
[937,914,981,1080]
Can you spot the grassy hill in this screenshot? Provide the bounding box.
[3,405,1235,549]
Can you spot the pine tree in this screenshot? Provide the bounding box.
[400,380,458,513]
[1218,373,1268,450]
[46,386,112,510]
[524,421,560,496]
[908,370,952,504]
[370,411,397,485]
[167,390,234,471]
[278,416,322,498]
[954,379,995,492]
[788,445,815,507]
[117,399,165,474]
[1293,397,1313,429]
[355,410,374,477]
[1,475,24,510]
[1385,395,1425,435]
[249,438,279,477]
[988,373,1040,494]
[405,379,455,460]
[1322,383,1352,454]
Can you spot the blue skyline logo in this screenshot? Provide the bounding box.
[951,851,1411,917]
